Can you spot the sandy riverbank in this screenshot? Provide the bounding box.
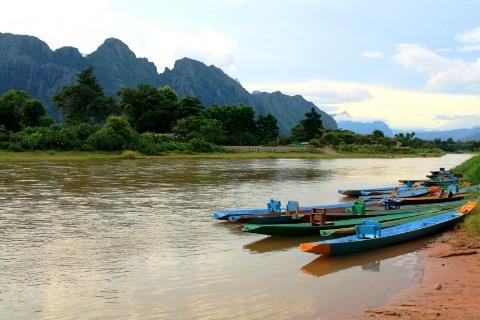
[361,227,480,319]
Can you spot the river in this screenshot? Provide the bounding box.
[0,153,472,319]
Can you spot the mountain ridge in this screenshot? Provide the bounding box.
[0,32,337,132]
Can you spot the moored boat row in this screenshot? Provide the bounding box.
[212,167,479,257]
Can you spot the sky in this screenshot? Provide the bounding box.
[1,0,480,130]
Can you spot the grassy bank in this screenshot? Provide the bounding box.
[454,155,480,235]
[0,150,444,160]
[453,154,480,185]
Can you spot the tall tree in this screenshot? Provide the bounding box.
[22,99,46,127]
[0,90,48,131]
[0,90,28,132]
[120,84,180,133]
[204,104,258,145]
[53,67,118,124]
[256,114,279,145]
[291,107,324,142]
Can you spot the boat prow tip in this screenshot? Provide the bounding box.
[300,243,330,254]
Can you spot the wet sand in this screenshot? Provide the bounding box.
[361,227,480,319]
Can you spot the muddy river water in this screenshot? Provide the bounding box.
[0,154,472,319]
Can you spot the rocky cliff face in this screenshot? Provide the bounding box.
[0,32,337,131]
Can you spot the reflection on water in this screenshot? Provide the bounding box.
[244,235,322,253]
[301,236,432,277]
[0,154,472,320]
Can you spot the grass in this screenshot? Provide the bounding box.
[453,154,480,185]
[463,203,480,236]
[454,156,480,235]
[0,150,444,160]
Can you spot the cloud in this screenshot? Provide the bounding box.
[433,114,473,121]
[433,114,480,130]
[142,27,238,75]
[361,51,384,59]
[0,0,238,75]
[456,27,480,44]
[392,43,480,92]
[392,44,451,74]
[458,44,480,52]
[245,80,372,105]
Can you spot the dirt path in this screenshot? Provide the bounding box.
[360,227,480,319]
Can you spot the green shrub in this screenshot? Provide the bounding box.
[188,138,215,152]
[86,128,127,151]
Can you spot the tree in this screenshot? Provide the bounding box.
[256,114,279,145]
[203,104,258,145]
[372,129,384,138]
[0,90,48,131]
[0,90,28,131]
[22,99,45,127]
[173,116,226,145]
[120,84,180,133]
[53,67,118,124]
[291,107,324,142]
[177,96,204,119]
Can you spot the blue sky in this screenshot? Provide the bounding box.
[2,0,480,130]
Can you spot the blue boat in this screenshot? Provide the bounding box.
[213,200,381,220]
[338,186,407,197]
[300,202,477,255]
[358,187,430,201]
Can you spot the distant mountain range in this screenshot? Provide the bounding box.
[0,32,336,133]
[404,127,480,141]
[333,112,480,141]
[337,120,394,136]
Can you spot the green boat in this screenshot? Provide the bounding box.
[300,202,477,255]
[245,200,466,225]
[319,207,452,238]
[242,207,452,236]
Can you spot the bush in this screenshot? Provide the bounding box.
[188,138,215,152]
[86,128,127,151]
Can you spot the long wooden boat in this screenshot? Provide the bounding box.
[338,186,406,197]
[233,200,466,224]
[399,193,467,205]
[214,200,382,221]
[358,187,430,201]
[319,208,453,238]
[299,202,477,255]
[241,208,450,236]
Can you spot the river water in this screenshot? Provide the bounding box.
[0,154,472,320]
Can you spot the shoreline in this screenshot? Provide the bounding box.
[0,150,444,161]
[360,227,480,319]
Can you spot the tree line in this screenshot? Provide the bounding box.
[0,67,478,154]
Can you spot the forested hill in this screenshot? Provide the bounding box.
[0,32,337,133]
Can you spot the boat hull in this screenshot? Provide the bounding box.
[299,203,477,255]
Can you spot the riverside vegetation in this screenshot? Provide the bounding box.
[0,67,479,157]
[454,155,480,236]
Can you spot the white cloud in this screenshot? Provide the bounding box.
[0,0,238,76]
[141,27,237,74]
[391,43,480,92]
[392,44,451,74]
[246,80,372,105]
[456,27,480,44]
[458,44,480,52]
[361,51,384,59]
